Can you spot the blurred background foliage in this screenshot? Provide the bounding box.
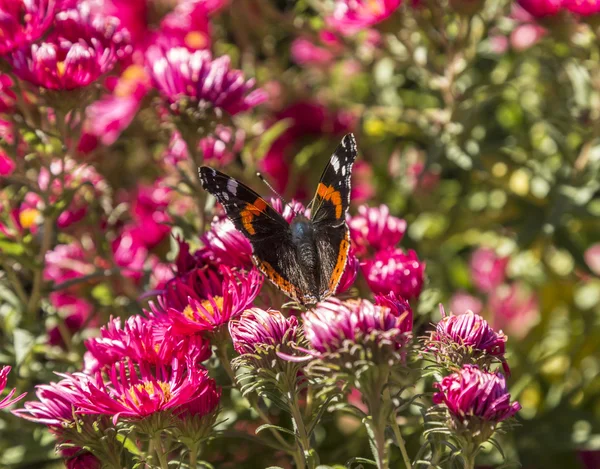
[1,0,600,468]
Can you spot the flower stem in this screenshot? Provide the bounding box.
[363,365,391,469]
[384,388,411,469]
[189,442,198,469]
[152,435,169,469]
[215,333,294,454]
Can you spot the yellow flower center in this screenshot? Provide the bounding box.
[114,64,150,97]
[184,31,208,50]
[56,62,66,77]
[183,296,224,322]
[124,381,172,407]
[19,208,40,229]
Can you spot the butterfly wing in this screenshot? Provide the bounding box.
[309,134,357,299]
[199,166,312,304]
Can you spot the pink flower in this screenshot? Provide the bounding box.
[166,126,245,166]
[433,365,521,424]
[72,358,218,424]
[38,159,109,228]
[517,0,564,17]
[0,366,26,409]
[13,379,78,428]
[111,231,149,282]
[336,252,360,294]
[47,292,95,348]
[147,46,267,116]
[374,292,413,332]
[488,283,539,339]
[65,452,101,469]
[85,315,211,372]
[0,0,56,56]
[470,248,509,293]
[9,6,131,90]
[584,243,600,276]
[229,308,301,355]
[291,38,335,66]
[126,182,172,249]
[426,306,509,374]
[154,265,263,334]
[362,248,425,300]
[201,216,254,268]
[303,297,412,356]
[511,23,547,51]
[326,0,401,34]
[0,74,16,112]
[0,150,15,176]
[564,0,600,15]
[44,243,95,285]
[449,292,483,316]
[351,161,376,205]
[348,204,406,256]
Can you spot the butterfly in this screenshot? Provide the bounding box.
[198,133,358,306]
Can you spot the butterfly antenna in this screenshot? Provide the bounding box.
[256,172,299,216]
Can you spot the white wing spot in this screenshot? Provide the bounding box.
[211,169,217,176]
[341,165,346,176]
[221,192,230,201]
[331,155,340,172]
[227,179,238,195]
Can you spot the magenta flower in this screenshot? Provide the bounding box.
[47,292,95,348]
[72,358,218,425]
[9,6,130,90]
[229,308,301,356]
[426,306,509,374]
[362,248,425,300]
[488,283,539,339]
[517,0,563,17]
[584,243,600,276]
[155,265,262,334]
[291,38,335,67]
[200,216,254,268]
[0,150,15,176]
[348,204,406,256]
[326,0,401,35]
[0,0,56,56]
[44,243,94,285]
[13,379,79,428]
[64,451,101,469]
[126,181,172,249]
[336,252,360,294]
[38,158,109,228]
[85,315,211,372]
[470,247,509,293]
[449,292,483,316]
[351,161,376,205]
[374,292,413,333]
[564,0,600,15]
[433,365,521,432]
[147,46,267,116]
[0,366,26,410]
[303,297,412,358]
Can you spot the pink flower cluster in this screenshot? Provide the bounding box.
[348,204,425,300]
[0,366,26,410]
[518,0,600,17]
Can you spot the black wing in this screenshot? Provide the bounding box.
[309,134,357,299]
[199,166,313,304]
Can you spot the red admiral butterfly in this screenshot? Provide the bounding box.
[199,133,358,306]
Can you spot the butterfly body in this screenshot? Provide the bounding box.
[199,133,357,306]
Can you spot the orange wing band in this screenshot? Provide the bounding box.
[328,234,350,293]
[317,183,343,219]
[241,198,268,235]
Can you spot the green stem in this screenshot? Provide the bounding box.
[26,215,54,326]
[189,442,198,469]
[364,366,391,469]
[384,388,411,469]
[215,333,294,454]
[153,434,169,469]
[287,373,311,469]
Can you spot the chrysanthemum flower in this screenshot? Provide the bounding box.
[433,365,520,443]
[362,248,425,300]
[201,217,254,268]
[336,252,359,294]
[488,283,539,339]
[470,247,509,293]
[425,306,509,374]
[0,366,26,410]
[85,315,211,372]
[154,265,263,334]
[303,297,412,366]
[0,0,56,56]
[9,5,130,90]
[13,379,79,428]
[147,46,267,117]
[326,0,402,35]
[517,0,563,17]
[230,308,301,356]
[64,450,101,469]
[72,358,218,425]
[348,204,406,256]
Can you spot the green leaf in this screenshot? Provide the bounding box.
[252,119,293,162]
[14,328,35,366]
[255,424,296,437]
